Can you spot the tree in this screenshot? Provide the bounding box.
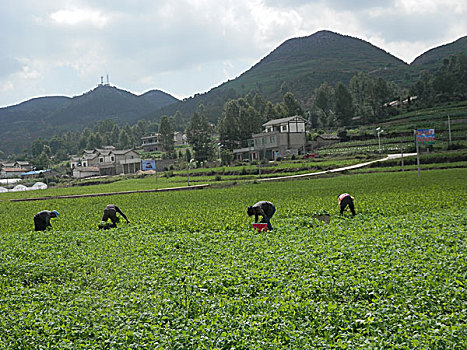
[282,92,303,116]
[218,98,263,151]
[110,125,121,145]
[371,78,396,119]
[118,129,131,149]
[350,72,372,121]
[220,149,234,165]
[49,135,64,155]
[264,101,279,121]
[218,100,241,151]
[410,53,467,105]
[86,132,103,149]
[186,112,214,162]
[159,115,174,153]
[132,119,149,142]
[95,119,118,134]
[314,83,334,126]
[31,138,47,158]
[334,83,354,126]
[34,151,50,170]
[42,144,51,157]
[238,103,262,147]
[172,111,185,131]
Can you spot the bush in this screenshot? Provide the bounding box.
[447,142,464,150]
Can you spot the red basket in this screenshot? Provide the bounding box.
[252,223,268,232]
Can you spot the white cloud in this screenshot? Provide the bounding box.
[0,0,465,107]
[0,81,14,93]
[394,0,466,14]
[50,8,108,27]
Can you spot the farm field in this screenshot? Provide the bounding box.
[0,169,466,348]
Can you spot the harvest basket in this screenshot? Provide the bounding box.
[252,223,268,232]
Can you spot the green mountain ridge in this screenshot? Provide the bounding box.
[0,86,179,154]
[156,31,465,123]
[0,30,465,155]
[411,36,467,65]
[224,30,408,100]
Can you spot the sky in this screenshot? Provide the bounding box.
[0,0,466,108]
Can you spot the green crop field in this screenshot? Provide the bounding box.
[0,169,466,348]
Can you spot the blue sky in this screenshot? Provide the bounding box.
[0,0,465,107]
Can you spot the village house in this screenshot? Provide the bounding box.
[70,146,141,178]
[315,134,341,147]
[233,116,308,161]
[0,160,33,178]
[0,167,29,178]
[0,160,33,171]
[141,132,187,152]
[174,131,187,146]
[141,134,162,152]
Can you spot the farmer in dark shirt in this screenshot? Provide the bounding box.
[34,210,59,231]
[247,201,276,231]
[338,193,356,216]
[101,204,130,228]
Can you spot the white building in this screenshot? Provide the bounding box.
[234,116,308,161]
[70,146,141,178]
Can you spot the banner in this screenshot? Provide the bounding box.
[142,160,156,171]
[416,129,435,145]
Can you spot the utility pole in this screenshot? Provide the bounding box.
[414,130,421,178]
[448,115,452,145]
[186,159,194,186]
[376,127,384,154]
[400,139,404,171]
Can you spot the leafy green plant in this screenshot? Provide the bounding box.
[0,169,465,348]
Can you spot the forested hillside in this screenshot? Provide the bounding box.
[0,30,465,157]
[154,31,466,123]
[0,86,178,154]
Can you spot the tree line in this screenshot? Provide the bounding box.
[15,53,466,169]
[409,53,466,106]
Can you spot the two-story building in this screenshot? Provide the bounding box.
[141,132,187,152]
[141,134,162,152]
[234,116,308,161]
[174,131,187,146]
[70,146,141,178]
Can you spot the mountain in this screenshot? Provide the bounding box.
[139,90,178,106]
[47,85,178,128]
[0,86,179,154]
[227,30,408,99]
[155,30,412,122]
[156,31,466,124]
[1,30,465,155]
[411,36,467,65]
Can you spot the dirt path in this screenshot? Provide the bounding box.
[257,153,417,182]
[7,154,416,201]
[9,184,210,202]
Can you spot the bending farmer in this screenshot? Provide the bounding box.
[247,201,276,231]
[102,204,130,228]
[338,193,356,216]
[34,210,59,231]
